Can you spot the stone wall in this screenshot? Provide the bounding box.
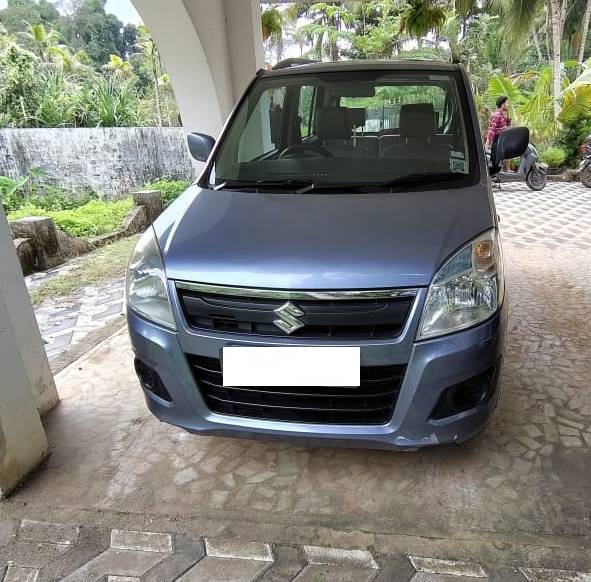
[0,127,195,199]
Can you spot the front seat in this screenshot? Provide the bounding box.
[381,103,451,164]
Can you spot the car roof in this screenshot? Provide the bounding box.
[262,59,462,78]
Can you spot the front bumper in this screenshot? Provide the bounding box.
[127,287,507,450]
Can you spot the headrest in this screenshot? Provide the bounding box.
[316,107,350,140]
[399,103,436,137]
[348,107,366,129]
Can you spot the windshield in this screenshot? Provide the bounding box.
[206,69,479,192]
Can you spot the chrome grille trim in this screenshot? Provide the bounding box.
[174,281,419,301]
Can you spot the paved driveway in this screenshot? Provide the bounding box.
[2,181,591,581]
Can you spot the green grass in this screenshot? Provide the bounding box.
[8,197,135,238]
[29,236,137,306]
[144,177,190,206]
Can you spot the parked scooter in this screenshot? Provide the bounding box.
[579,135,591,187]
[488,142,548,190]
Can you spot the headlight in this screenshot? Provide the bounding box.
[126,227,176,330]
[417,229,503,340]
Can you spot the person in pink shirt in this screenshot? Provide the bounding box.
[486,95,512,170]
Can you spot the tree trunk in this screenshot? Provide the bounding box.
[548,0,563,120]
[532,26,543,62]
[152,53,163,127]
[578,0,591,74]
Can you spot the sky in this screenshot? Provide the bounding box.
[0,0,143,25]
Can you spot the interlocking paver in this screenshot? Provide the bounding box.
[176,556,271,582]
[19,519,79,546]
[2,566,39,582]
[110,530,172,553]
[410,557,487,577]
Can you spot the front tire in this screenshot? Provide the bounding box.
[581,164,591,188]
[526,167,547,191]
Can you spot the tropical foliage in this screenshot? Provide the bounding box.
[261,0,591,163]
[0,0,179,128]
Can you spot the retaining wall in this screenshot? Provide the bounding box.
[0,127,195,199]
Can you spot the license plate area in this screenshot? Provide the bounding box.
[222,346,360,387]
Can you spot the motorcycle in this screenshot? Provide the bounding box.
[579,139,591,187]
[488,143,548,191]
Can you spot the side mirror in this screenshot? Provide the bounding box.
[489,127,529,174]
[187,132,215,162]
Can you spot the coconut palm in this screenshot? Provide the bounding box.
[102,54,134,79]
[497,0,570,119]
[48,46,91,75]
[19,21,60,62]
[399,0,446,48]
[134,29,164,126]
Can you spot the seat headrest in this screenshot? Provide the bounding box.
[316,107,350,140]
[399,103,436,137]
[348,107,366,129]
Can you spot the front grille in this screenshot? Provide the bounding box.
[188,355,405,425]
[176,284,416,339]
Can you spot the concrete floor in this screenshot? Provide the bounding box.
[2,183,591,580]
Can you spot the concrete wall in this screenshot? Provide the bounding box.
[0,127,195,199]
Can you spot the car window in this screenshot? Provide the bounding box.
[298,85,316,139]
[211,70,478,191]
[340,85,446,132]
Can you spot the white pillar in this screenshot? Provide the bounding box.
[132,0,265,137]
[0,208,51,497]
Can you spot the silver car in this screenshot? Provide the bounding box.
[126,59,528,449]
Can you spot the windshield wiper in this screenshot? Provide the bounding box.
[214,179,374,194]
[214,179,316,193]
[378,172,466,192]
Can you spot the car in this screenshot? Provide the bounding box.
[126,59,528,449]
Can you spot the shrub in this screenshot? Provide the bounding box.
[556,114,591,168]
[540,146,568,168]
[7,197,134,238]
[144,177,190,206]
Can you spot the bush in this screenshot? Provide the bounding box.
[556,114,591,168]
[540,146,568,168]
[7,197,134,238]
[144,177,190,206]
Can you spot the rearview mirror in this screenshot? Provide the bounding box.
[489,127,529,174]
[187,132,215,162]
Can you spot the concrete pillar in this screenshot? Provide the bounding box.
[132,0,265,138]
[1,211,59,415]
[0,208,51,496]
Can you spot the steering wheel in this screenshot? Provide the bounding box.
[278,144,333,159]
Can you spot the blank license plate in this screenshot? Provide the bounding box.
[222,346,360,387]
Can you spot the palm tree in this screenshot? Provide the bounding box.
[577,0,591,73]
[399,0,446,48]
[299,2,355,61]
[134,29,163,127]
[19,21,60,62]
[499,0,569,120]
[48,46,91,75]
[102,54,134,78]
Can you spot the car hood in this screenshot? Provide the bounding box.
[154,184,494,289]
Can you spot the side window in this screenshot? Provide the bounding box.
[237,86,286,163]
[298,85,316,139]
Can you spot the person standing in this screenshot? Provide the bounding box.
[486,95,512,170]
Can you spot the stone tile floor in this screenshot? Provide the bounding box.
[6,179,590,581]
[1,519,588,581]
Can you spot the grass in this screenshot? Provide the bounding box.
[144,177,190,206]
[8,197,135,238]
[29,236,137,306]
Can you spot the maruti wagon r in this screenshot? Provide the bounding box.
[126,59,528,449]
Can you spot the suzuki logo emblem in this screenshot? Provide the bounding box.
[273,301,305,334]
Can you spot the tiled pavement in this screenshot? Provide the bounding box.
[26,180,591,364]
[9,179,591,581]
[1,519,589,581]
